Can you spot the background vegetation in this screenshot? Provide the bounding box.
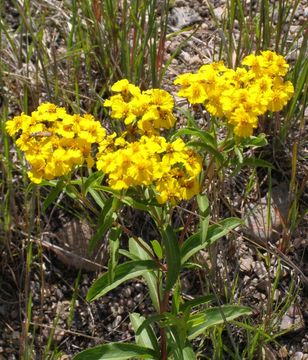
[0,0,307,359]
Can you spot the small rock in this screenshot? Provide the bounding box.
[122,286,132,298]
[58,355,70,360]
[134,283,143,291]
[290,25,300,34]
[117,306,124,315]
[243,183,291,244]
[127,299,133,308]
[168,6,202,31]
[263,345,276,360]
[213,6,225,21]
[290,352,304,360]
[256,279,268,293]
[134,293,143,302]
[243,275,250,284]
[189,55,201,65]
[112,315,122,328]
[273,289,281,301]
[254,261,267,278]
[55,288,63,300]
[54,329,65,343]
[239,256,253,272]
[278,345,289,358]
[180,50,191,64]
[280,305,305,332]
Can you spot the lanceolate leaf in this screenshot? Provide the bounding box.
[129,313,160,356]
[188,141,224,164]
[187,305,252,340]
[182,345,197,360]
[82,171,105,195]
[161,225,181,293]
[87,260,158,301]
[73,343,157,360]
[196,194,210,244]
[181,218,241,264]
[42,179,64,211]
[108,227,121,283]
[129,238,161,312]
[88,196,119,253]
[136,313,173,335]
[180,295,214,312]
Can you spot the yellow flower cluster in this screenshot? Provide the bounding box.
[104,79,176,133]
[6,103,106,184]
[96,134,202,204]
[174,51,294,137]
[7,98,202,204]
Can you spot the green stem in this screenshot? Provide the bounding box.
[160,290,170,360]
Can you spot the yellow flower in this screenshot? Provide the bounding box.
[7,103,107,183]
[111,79,141,97]
[6,114,32,136]
[155,177,182,205]
[162,138,187,166]
[145,89,174,112]
[183,82,208,104]
[55,115,76,138]
[229,107,258,137]
[180,177,200,200]
[242,54,266,75]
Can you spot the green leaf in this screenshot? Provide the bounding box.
[188,141,224,165]
[234,146,243,164]
[118,249,139,261]
[173,128,217,148]
[151,240,163,259]
[42,179,64,211]
[108,227,121,283]
[161,225,181,293]
[182,345,197,360]
[180,295,214,312]
[187,305,252,340]
[175,108,199,128]
[242,135,268,148]
[167,327,185,360]
[136,313,172,335]
[172,128,224,164]
[196,194,210,244]
[129,313,160,356]
[88,197,118,253]
[39,179,58,187]
[172,280,181,314]
[129,238,161,312]
[181,218,241,264]
[87,260,158,301]
[64,184,78,199]
[73,343,157,360]
[88,188,106,210]
[82,171,105,195]
[120,196,155,211]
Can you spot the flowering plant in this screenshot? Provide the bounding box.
[6,51,293,359]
